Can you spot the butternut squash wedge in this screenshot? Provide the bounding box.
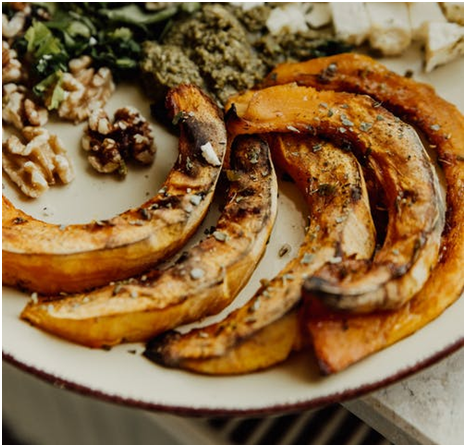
[226,83,444,312]
[21,135,278,348]
[3,84,227,294]
[145,133,375,371]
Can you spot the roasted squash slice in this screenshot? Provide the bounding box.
[21,135,278,348]
[144,133,375,371]
[226,83,444,312]
[3,84,227,294]
[260,53,463,373]
[146,309,304,375]
[264,52,463,313]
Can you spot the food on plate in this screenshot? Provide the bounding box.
[50,56,115,124]
[365,2,412,56]
[146,308,303,375]
[21,134,278,348]
[82,106,156,176]
[147,51,463,375]
[264,53,463,373]
[2,126,74,198]
[2,3,31,39]
[303,275,463,374]
[329,3,371,46]
[1,3,177,110]
[1,79,71,198]
[2,83,48,129]
[441,2,464,25]
[424,21,464,72]
[226,83,444,312]
[141,3,350,107]
[408,2,446,41]
[323,2,464,68]
[3,84,226,294]
[2,40,23,84]
[140,42,207,104]
[263,53,464,316]
[143,4,266,106]
[1,2,463,380]
[145,133,376,372]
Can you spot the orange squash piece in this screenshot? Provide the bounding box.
[262,54,463,373]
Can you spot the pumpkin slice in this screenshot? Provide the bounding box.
[146,309,303,375]
[264,52,463,309]
[261,53,463,373]
[3,84,227,294]
[21,135,278,348]
[144,133,375,372]
[226,83,444,312]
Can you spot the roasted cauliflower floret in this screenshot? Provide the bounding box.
[82,107,156,176]
[2,126,74,198]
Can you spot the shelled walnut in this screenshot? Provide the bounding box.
[2,3,31,39]
[82,107,156,176]
[53,56,115,124]
[2,40,22,84]
[2,83,48,129]
[2,126,74,198]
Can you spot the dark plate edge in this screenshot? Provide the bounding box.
[2,337,463,418]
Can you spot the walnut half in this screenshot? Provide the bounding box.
[2,40,22,84]
[82,107,156,176]
[2,126,74,198]
[2,3,31,39]
[3,83,48,130]
[53,56,115,124]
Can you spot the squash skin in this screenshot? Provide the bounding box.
[145,134,376,371]
[226,83,444,312]
[3,84,227,294]
[21,135,278,348]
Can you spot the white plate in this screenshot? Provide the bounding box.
[3,47,464,416]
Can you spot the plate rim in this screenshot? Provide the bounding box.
[3,336,463,417]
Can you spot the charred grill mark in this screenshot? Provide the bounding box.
[318,62,338,83]
[231,135,271,171]
[144,331,182,367]
[155,195,181,209]
[12,217,27,225]
[350,185,363,202]
[239,187,256,197]
[334,241,344,258]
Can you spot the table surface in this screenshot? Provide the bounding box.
[3,347,464,445]
[343,348,464,445]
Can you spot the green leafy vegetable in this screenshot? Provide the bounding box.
[12,3,202,111]
[98,4,179,28]
[32,71,64,110]
[24,20,63,57]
